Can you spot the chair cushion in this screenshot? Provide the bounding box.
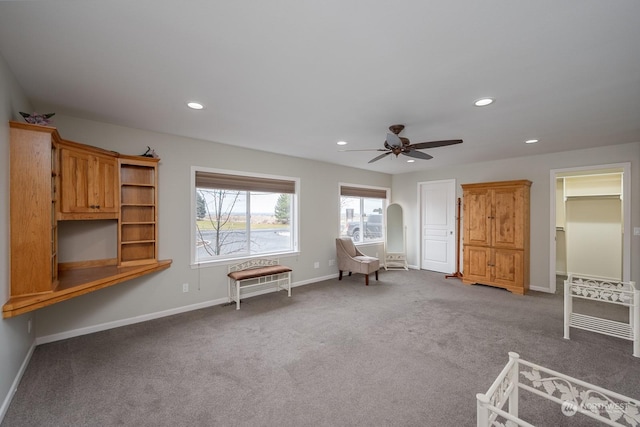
[228,265,292,281]
[354,256,377,264]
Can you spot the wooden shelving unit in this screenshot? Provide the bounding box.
[3,121,171,319]
[118,157,160,266]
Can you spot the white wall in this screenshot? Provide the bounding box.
[33,115,390,337]
[0,53,35,420]
[391,142,640,291]
[565,197,622,279]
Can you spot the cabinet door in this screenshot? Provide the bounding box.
[492,248,524,291]
[92,154,118,212]
[61,148,91,213]
[463,246,492,283]
[60,149,117,214]
[463,188,492,246]
[493,186,524,249]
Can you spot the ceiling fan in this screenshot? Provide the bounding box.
[343,124,463,163]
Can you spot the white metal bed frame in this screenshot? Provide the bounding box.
[477,352,640,427]
[564,274,639,358]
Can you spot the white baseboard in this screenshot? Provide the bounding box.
[0,341,35,424]
[36,298,227,345]
[35,276,332,346]
[530,285,554,293]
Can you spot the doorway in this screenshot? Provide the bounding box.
[419,179,456,273]
[549,163,630,292]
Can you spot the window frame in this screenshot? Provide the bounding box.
[191,166,300,266]
[338,183,389,245]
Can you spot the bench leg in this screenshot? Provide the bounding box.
[365,274,369,286]
[287,272,291,297]
[236,281,241,310]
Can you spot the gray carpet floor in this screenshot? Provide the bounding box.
[2,270,639,427]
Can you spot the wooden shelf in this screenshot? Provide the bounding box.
[2,259,172,318]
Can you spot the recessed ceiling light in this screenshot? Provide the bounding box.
[474,98,494,107]
[525,139,539,144]
[187,102,205,110]
[337,141,348,146]
[407,159,415,163]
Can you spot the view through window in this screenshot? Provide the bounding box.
[339,185,388,244]
[194,169,298,263]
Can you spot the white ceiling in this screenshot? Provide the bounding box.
[1,1,639,175]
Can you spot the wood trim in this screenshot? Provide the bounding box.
[2,259,172,318]
[461,179,532,189]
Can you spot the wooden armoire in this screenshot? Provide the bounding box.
[461,180,531,294]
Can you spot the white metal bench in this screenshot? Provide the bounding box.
[477,352,640,426]
[564,274,639,358]
[227,258,292,310]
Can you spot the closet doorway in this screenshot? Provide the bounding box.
[549,163,630,293]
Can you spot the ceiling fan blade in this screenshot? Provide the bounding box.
[386,133,402,147]
[409,139,463,150]
[402,150,433,160]
[368,152,392,163]
[339,148,388,152]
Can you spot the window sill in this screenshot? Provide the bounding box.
[191,251,300,269]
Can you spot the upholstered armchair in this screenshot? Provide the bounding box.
[335,237,380,285]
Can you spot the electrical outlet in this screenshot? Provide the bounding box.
[314,261,320,269]
[328,259,335,266]
[182,283,189,293]
[27,319,32,334]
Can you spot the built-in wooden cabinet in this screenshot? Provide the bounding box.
[3,122,171,318]
[462,180,531,294]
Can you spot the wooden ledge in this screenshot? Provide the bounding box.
[2,259,172,318]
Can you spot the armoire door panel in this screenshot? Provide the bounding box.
[493,249,524,288]
[464,189,492,246]
[463,246,491,283]
[493,187,524,249]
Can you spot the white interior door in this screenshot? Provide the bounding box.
[420,180,456,273]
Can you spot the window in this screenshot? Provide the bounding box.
[339,184,388,244]
[192,168,299,264]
